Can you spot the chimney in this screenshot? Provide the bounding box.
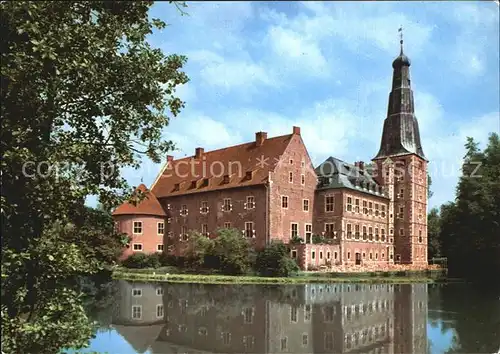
[292,126,301,135]
[166,155,174,162]
[195,147,204,159]
[255,131,267,147]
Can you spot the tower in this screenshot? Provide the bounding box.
[372,29,428,266]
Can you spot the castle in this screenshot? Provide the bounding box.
[113,40,428,270]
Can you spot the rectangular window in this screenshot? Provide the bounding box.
[375,203,380,216]
[157,222,164,235]
[156,304,164,318]
[369,201,373,215]
[303,199,309,211]
[301,174,305,185]
[355,224,360,239]
[347,224,352,239]
[324,306,334,322]
[243,307,254,324]
[181,226,188,241]
[243,336,255,349]
[324,332,334,350]
[363,226,367,240]
[224,222,231,229]
[320,251,323,259]
[282,196,288,209]
[400,228,404,236]
[201,223,208,237]
[311,250,316,260]
[302,334,309,346]
[355,198,360,213]
[304,304,311,321]
[180,204,188,216]
[347,196,353,211]
[291,250,297,258]
[369,227,373,241]
[325,223,335,238]
[289,172,293,183]
[381,205,386,217]
[291,223,298,238]
[246,196,255,209]
[245,222,254,238]
[325,195,334,212]
[132,288,142,297]
[201,201,209,214]
[281,338,288,351]
[223,198,232,212]
[156,287,164,296]
[290,306,298,323]
[133,221,143,234]
[157,244,164,252]
[381,228,386,241]
[131,305,142,319]
[363,200,368,214]
[222,332,231,345]
[305,224,312,241]
[375,228,379,241]
[398,188,404,198]
[133,244,143,251]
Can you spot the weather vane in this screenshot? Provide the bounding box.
[398,25,404,53]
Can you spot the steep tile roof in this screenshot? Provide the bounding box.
[112,183,166,216]
[315,157,389,199]
[151,131,297,198]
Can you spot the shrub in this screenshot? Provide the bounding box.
[184,231,214,268]
[212,228,254,275]
[121,252,161,269]
[255,241,300,277]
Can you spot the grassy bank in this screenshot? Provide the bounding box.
[112,267,448,285]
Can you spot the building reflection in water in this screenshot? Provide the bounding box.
[112,280,428,353]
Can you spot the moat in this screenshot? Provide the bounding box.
[73,281,499,354]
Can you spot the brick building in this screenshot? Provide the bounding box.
[113,41,428,269]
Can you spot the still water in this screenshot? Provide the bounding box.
[78,281,499,354]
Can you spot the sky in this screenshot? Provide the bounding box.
[115,1,499,210]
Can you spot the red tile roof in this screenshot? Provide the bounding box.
[112,183,166,216]
[151,130,299,198]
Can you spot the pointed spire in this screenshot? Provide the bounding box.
[373,32,426,161]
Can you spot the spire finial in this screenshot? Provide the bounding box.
[398,26,404,54]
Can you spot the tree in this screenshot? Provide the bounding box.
[255,241,300,277]
[1,1,188,352]
[212,228,254,275]
[427,207,441,259]
[184,231,214,269]
[438,134,500,282]
[428,173,433,199]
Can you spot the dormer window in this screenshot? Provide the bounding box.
[223,174,230,184]
[190,180,198,189]
[245,171,253,180]
[173,183,180,192]
[202,178,209,187]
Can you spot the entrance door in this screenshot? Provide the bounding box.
[355,252,362,265]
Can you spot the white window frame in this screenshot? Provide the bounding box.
[157,244,164,252]
[324,223,335,238]
[132,243,143,252]
[157,222,164,235]
[224,222,231,229]
[201,223,208,237]
[243,307,254,324]
[156,287,164,296]
[346,196,353,212]
[133,221,143,235]
[282,195,289,209]
[131,305,142,320]
[132,288,142,297]
[246,196,255,209]
[290,306,298,323]
[180,204,188,216]
[325,195,334,212]
[222,198,232,212]
[181,226,188,241]
[200,201,209,214]
[244,222,254,238]
[291,222,299,239]
[305,223,312,241]
[303,199,309,212]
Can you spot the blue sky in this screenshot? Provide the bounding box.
[116,1,499,209]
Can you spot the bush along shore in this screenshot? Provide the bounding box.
[113,267,448,284]
[115,230,448,284]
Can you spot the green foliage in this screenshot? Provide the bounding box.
[255,241,300,277]
[1,1,188,352]
[121,252,161,269]
[290,235,304,244]
[184,231,215,268]
[437,133,500,282]
[427,207,441,258]
[311,234,334,244]
[212,228,255,275]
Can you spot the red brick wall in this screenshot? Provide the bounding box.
[160,185,268,255]
[114,214,166,260]
[289,244,341,269]
[268,134,316,243]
